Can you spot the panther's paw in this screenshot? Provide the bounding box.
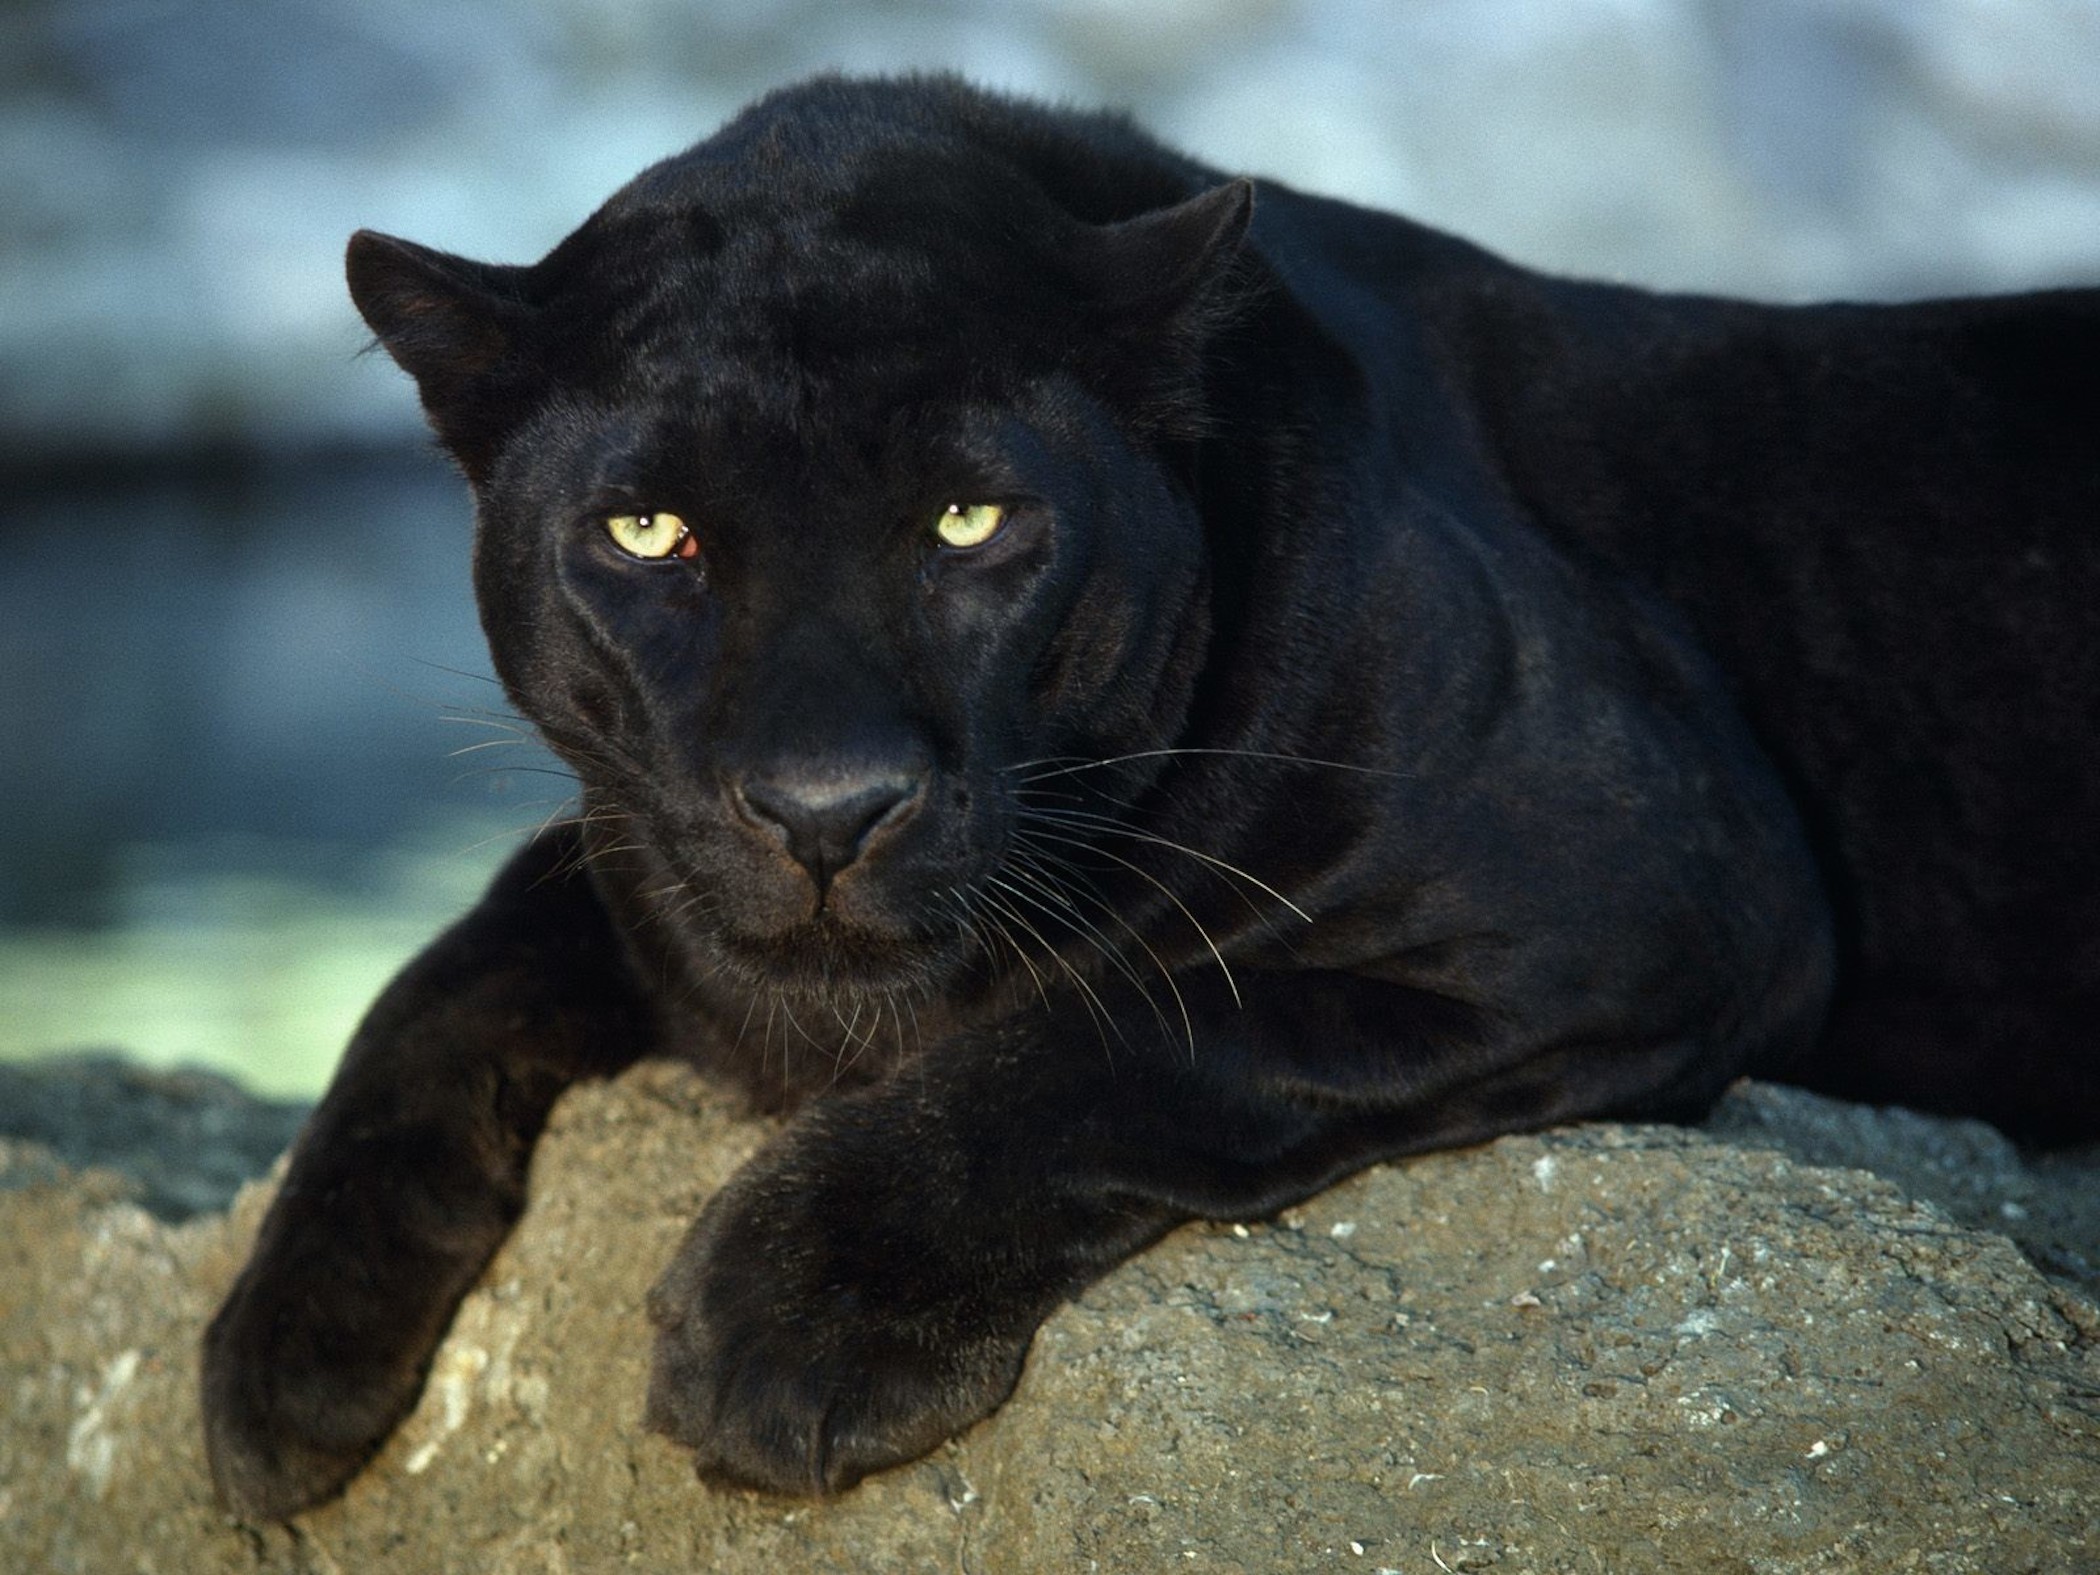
[200,1275,429,1521]
[642,1154,1035,1495]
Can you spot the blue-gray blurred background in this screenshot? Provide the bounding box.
[4,0,2098,1097]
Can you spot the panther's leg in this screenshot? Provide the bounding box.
[201,827,653,1519]
[642,967,1715,1495]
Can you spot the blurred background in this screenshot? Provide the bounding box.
[4,0,2098,1100]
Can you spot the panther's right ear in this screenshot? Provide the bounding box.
[346,230,534,482]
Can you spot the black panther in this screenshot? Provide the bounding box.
[201,74,2099,1516]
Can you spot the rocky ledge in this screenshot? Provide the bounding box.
[3,1063,2097,1572]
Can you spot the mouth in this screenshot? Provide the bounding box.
[598,806,986,1006]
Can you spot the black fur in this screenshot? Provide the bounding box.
[202,75,2099,1515]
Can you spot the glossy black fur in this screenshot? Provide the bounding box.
[202,76,2099,1516]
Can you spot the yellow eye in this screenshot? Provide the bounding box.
[935,502,1007,550]
[604,511,693,560]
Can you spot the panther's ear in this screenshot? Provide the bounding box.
[1085,178,1254,322]
[1070,180,1256,438]
[346,230,534,482]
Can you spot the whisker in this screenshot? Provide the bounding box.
[777,997,829,1057]
[434,713,535,736]
[1010,745,1406,788]
[446,764,586,791]
[1004,849,1190,1052]
[445,737,532,760]
[452,805,580,861]
[937,887,1036,1005]
[407,656,508,689]
[888,991,913,1062]
[731,989,762,1057]
[1012,821,1243,1011]
[1015,803,1314,926]
[979,880,1125,1054]
[999,752,1112,778]
[969,895,1054,1013]
[825,998,869,1089]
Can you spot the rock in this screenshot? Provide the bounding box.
[1706,1079,2100,1300]
[0,1055,309,1220]
[3,1062,2096,1572]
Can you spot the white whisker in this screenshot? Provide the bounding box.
[1011,746,1401,784]
[1011,822,1243,1011]
[1005,846,1193,1053]
[1016,802,1313,926]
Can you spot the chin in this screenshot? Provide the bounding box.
[713,911,968,1005]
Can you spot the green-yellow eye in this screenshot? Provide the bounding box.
[604,511,694,560]
[935,502,1007,550]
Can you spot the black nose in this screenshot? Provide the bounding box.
[733,764,924,888]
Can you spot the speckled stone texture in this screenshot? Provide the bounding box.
[4,1063,2096,1573]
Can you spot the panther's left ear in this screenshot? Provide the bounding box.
[1080,178,1255,326]
[1071,180,1256,436]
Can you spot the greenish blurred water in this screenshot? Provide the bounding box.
[0,820,517,1098]
[0,453,565,1098]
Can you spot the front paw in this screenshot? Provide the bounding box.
[642,1159,1036,1496]
[202,1260,434,1520]
[200,1146,518,1519]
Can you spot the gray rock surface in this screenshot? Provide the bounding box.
[1707,1080,2100,1301]
[4,1062,2097,1572]
[0,1055,308,1219]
